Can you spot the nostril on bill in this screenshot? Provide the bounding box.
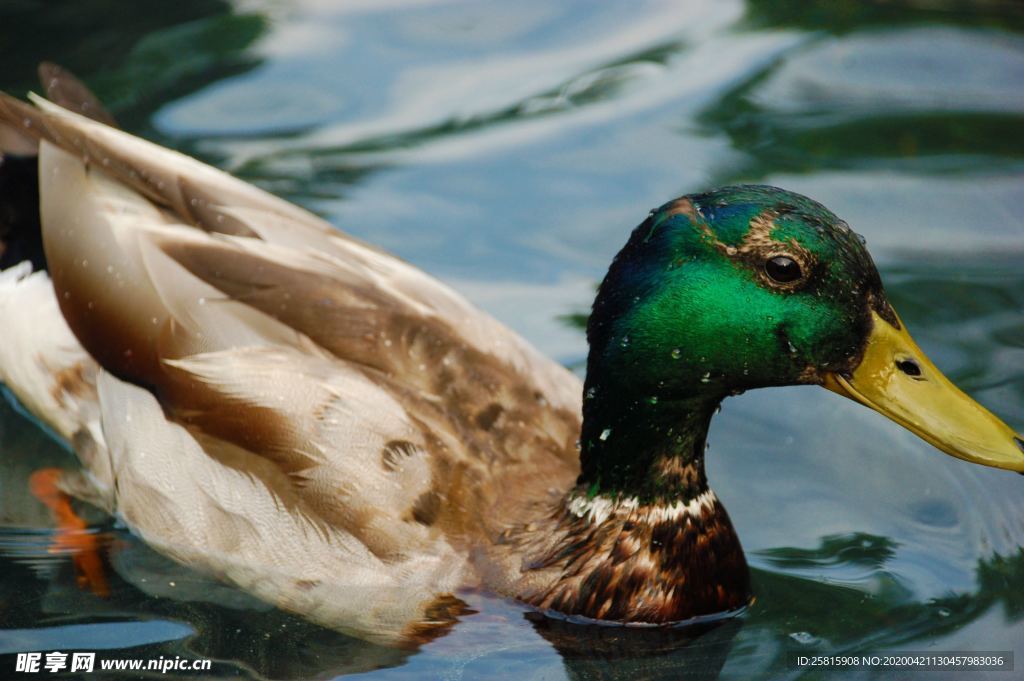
[1015,436,1024,455]
[896,358,922,377]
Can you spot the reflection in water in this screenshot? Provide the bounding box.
[528,616,742,681]
[1,0,1022,679]
[743,0,1024,33]
[697,28,1024,181]
[757,532,897,571]
[0,1,266,141]
[744,542,1024,668]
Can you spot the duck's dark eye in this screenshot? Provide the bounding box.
[765,255,802,283]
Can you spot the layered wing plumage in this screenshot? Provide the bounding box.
[0,87,582,643]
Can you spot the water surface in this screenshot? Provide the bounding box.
[1,1,1022,678]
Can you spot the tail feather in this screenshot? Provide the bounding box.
[0,63,116,273]
[37,62,117,128]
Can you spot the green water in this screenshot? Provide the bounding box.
[1,1,1022,679]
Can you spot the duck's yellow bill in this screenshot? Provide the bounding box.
[823,310,1024,472]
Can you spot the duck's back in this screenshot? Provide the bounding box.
[0,88,582,643]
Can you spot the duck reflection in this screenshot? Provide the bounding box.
[528,614,741,681]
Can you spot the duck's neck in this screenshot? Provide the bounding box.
[516,381,751,623]
[578,378,720,502]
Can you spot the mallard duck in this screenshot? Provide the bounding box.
[0,69,1021,646]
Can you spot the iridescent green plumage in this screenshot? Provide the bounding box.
[580,185,892,500]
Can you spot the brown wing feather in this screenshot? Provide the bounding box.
[0,91,580,412]
[158,234,581,451]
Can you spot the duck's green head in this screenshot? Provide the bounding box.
[581,185,1023,496]
[587,185,887,396]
